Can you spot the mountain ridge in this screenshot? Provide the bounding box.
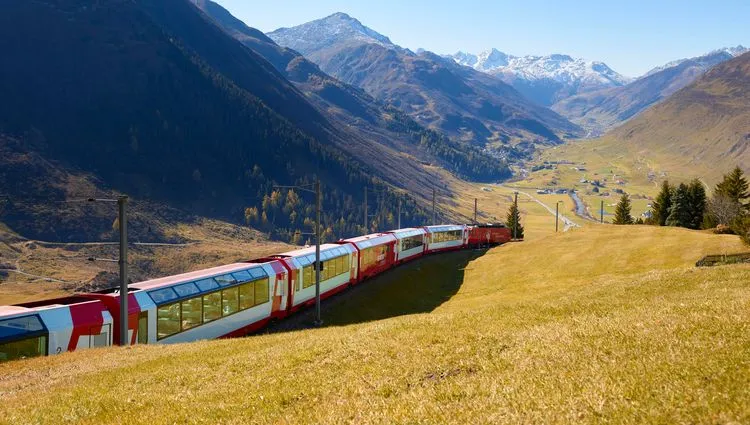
[268,13,582,151]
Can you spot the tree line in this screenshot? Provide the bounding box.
[612,166,750,245]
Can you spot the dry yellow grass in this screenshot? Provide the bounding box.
[1,225,748,424]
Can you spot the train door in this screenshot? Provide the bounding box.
[137,311,148,344]
[89,323,111,348]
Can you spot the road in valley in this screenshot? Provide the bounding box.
[500,186,580,232]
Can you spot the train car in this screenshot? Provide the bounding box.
[467,223,512,247]
[262,244,357,313]
[0,296,113,362]
[387,228,427,264]
[86,262,286,345]
[339,233,397,282]
[424,224,468,253]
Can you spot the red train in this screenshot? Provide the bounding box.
[0,224,518,362]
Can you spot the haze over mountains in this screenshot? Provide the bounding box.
[268,13,582,151]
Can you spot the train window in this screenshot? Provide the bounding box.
[137,312,148,344]
[302,265,314,289]
[181,297,202,331]
[401,235,423,251]
[239,283,255,310]
[202,292,222,323]
[222,287,239,316]
[215,275,236,287]
[232,270,252,283]
[250,268,267,279]
[255,278,270,305]
[0,335,47,362]
[174,283,200,298]
[0,315,45,340]
[195,278,218,292]
[149,288,178,304]
[157,303,180,339]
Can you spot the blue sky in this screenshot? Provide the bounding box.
[214,0,749,77]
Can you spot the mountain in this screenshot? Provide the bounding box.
[268,13,582,152]
[642,46,748,77]
[553,46,749,136]
[189,0,511,180]
[606,51,750,180]
[447,49,630,106]
[0,0,431,242]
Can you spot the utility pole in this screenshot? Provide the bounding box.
[397,199,401,229]
[314,178,322,326]
[555,201,560,233]
[600,200,604,224]
[474,198,478,224]
[364,188,368,232]
[118,196,128,346]
[432,187,436,225]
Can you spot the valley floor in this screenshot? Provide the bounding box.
[1,225,748,424]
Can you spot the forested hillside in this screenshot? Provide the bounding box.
[0,0,429,243]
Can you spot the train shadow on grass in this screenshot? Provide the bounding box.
[263,249,488,334]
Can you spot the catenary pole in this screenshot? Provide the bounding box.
[432,187,436,225]
[364,188,368,232]
[600,200,604,223]
[118,196,128,346]
[315,179,322,326]
[474,198,478,224]
[397,199,401,229]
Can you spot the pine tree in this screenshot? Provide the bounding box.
[715,166,749,211]
[506,202,524,239]
[613,193,634,225]
[667,183,691,227]
[686,179,707,230]
[651,180,673,226]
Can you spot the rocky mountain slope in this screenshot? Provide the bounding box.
[447,48,630,106]
[552,46,748,136]
[268,13,582,151]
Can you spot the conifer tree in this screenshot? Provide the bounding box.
[715,166,749,210]
[651,180,673,226]
[667,183,691,227]
[613,193,634,225]
[687,179,707,230]
[506,202,524,239]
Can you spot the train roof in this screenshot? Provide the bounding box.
[387,228,426,238]
[341,233,396,248]
[275,244,353,267]
[425,224,465,232]
[129,262,269,291]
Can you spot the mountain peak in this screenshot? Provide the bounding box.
[268,12,393,56]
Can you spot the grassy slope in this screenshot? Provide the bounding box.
[1,225,748,424]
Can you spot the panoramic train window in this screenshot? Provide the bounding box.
[222,286,240,316]
[432,230,462,243]
[361,245,388,269]
[181,297,202,331]
[0,335,47,362]
[157,303,180,339]
[301,255,348,289]
[203,292,222,323]
[239,282,255,309]
[401,235,423,251]
[154,270,273,340]
[255,278,270,304]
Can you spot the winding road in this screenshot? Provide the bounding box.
[500,186,579,232]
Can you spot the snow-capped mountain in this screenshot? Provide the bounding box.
[268,12,395,57]
[267,13,582,147]
[642,45,748,78]
[446,49,630,106]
